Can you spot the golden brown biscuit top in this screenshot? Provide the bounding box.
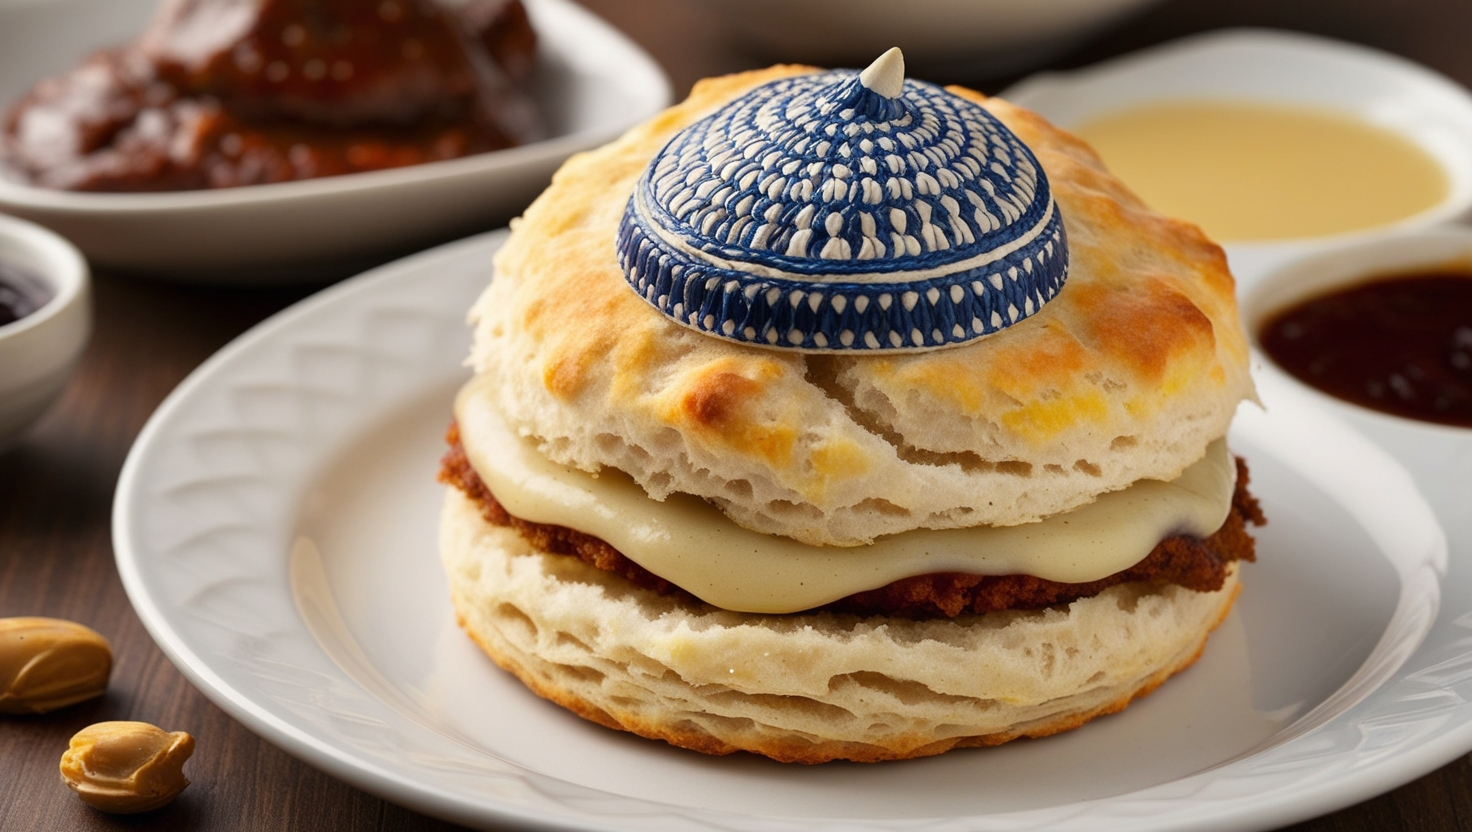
[466,66,1254,546]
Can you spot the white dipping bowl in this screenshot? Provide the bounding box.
[1242,227,1472,545]
[0,212,90,449]
[701,0,1165,78]
[1002,29,1472,288]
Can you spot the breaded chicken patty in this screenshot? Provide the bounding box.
[440,423,1263,619]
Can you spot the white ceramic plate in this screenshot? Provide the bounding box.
[699,0,1163,79]
[1000,28,1472,287]
[0,0,670,281]
[114,231,1460,831]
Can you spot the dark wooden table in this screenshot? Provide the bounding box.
[4,0,1471,829]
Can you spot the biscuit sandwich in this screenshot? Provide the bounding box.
[439,50,1263,764]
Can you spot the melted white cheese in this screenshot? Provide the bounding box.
[455,380,1237,614]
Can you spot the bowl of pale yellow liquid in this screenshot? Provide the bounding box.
[1002,28,1472,287]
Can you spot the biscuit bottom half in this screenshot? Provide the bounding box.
[439,489,1243,764]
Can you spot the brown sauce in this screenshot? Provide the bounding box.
[0,0,542,192]
[0,262,52,327]
[1259,271,1472,428]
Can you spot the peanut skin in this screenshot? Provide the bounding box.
[0,617,112,714]
[60,721,195,813]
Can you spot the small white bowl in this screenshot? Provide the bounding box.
[0,0,671,283]
[0,212,90,450]
[1242,227,1472,545]
[1002,29,1472,287]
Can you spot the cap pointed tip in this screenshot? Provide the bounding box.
[859,47,905,99]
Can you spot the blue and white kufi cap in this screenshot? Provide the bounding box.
[615,48,1069,352]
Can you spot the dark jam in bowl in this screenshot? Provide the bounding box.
[0,261,52,327]
[1259,271,1472,428]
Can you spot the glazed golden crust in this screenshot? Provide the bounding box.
[469,66,1255,545]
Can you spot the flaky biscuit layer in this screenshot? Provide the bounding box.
[441,489,1241,763]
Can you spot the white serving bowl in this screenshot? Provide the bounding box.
[0,213,90,450]
[1241,227,1472,547]
[700,0,1165,78]
[0,0,671,282]
[1002,29,1472,288]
